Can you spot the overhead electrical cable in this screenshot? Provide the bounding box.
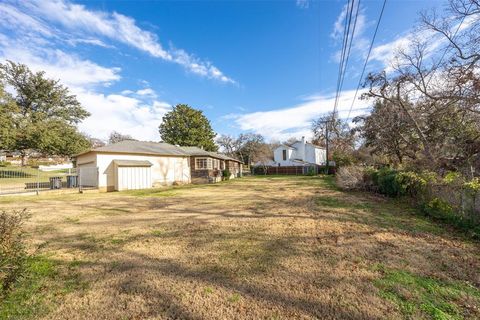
[346,0,387,120]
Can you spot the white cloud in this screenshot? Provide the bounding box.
[330,1,370,65]
[136,88,157,97]
[296,0,310,9]
[68,38,113,48]
[228,89,370,141]
[369,6,479,73]
[0,35,120,87]
[74,88,170,141]
[0,7,169,141]
[0,0,233,140]
[10,0,234,83]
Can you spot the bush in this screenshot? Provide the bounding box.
[0,209,30,294]
[307,166,316,176]
[222,169,231,180]
[0,161,11,167]
[335,165,369,190]
[26,160,52,168]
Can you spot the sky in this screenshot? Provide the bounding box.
[0,0,449,142]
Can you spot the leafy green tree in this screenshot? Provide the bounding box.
[159,104,218,151]
[0,83,18,151]
[0,61,90,164]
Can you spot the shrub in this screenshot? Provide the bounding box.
[375,167,401,197]
[336,165,368,190]
[421,198,454,221]
[26,160,52,168]
[443,171,462,184]
[222,169,231,180]
[463,177,480,195]
[395,171,429,198]
[0,161,11,167]
[307,166,316,176]
[0,209,30,294]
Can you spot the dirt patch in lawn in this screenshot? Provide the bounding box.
[1,176,479,319]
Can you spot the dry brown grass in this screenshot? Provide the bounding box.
[1,176,479,319]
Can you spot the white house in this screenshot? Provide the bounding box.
[74,140,191,191]
[273,137,327,166]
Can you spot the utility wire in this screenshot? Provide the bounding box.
[332,0,355,117]
[346,0,387,121]
[334,0,361,116]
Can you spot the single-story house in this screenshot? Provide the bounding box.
[74,140,190,191]
[179,146,243,184]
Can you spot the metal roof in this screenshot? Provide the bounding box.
[77,140,189,157]
[113,160,153,167]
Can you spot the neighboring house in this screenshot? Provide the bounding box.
[179,146,243,184]
[74,140,191,191]
[273,137,327,166]
[0,151,6,162]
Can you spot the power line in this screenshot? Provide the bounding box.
[332,0,355,117]
[346,0,387,121]
[334,0,361,116]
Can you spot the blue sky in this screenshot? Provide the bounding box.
[0,0,448,142]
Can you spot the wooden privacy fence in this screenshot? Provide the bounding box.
[253,165,335,175]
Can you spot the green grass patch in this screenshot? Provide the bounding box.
[64,216,80,224]
[150,229,163,237]
[124,188,179,197]
[0,254,91,320]
[204,286,214,295]
[374,265,480,319]
[315,195,373,210]
[228,293,241,303]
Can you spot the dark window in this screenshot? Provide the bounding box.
[282,149,287,161]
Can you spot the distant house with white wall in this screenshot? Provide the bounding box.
[273,137,327,166]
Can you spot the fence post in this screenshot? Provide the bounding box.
[78,168,82,193]
[36,169,39,195]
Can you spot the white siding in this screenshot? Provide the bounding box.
[273,147,296,166]
[272,143,326,166]
[76,152,191,191]
[116,166,152,191]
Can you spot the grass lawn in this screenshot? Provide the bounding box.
[1,175,479,319]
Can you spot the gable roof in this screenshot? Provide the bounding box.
[290,141,325,149]
[179,146,242,163]
[76,140,188,157]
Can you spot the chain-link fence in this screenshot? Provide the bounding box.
[0,166,98,195]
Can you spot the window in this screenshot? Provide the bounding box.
[213,159,219,170]
[196,158,213,170]
[282,149,287,161]
[196,158,208,169]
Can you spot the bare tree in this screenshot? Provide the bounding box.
[360,0,480,172]
[108,131,135,144]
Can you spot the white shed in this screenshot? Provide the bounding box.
[75,140,191,191]
[113,160,153,191]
